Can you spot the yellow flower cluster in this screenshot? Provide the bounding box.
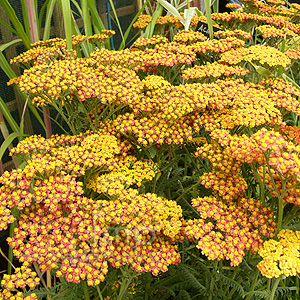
[156,15,182,27]
[258,229,300,278]
[87,156,156,197]
[221,45,291,68]
[133,14,152,29]
[110,112,193,146]
[182,62,249,81]
[0,128,185,284]
[226,2,241,10]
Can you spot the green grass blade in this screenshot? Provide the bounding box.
[0,97,20,133]
[157,0,183,19]
[144,3,163,38]
[59,0,73,49]
[204,0,213,40]
[0,39,22,52]
[0,132,26,161]
[81,0,93,54]
[38,0,49,33]
[0,19,18,35]
[21,0,30,38]
[0,0,31,49]
[108,0,125,46]
[42,0,56,41]
[119,0,151,49]
[177,1,188,10]
[212,0,219,13]
[0,52,47,132]
[88,0,106,33]
[0,51,17,79]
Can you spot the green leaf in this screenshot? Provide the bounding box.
[0,51,17,79]
[184,8,196,30]
[157,0,183,20]
[0,96,20,133]
[0,39,22,52]
[42,0,56,41]
[119,0,151,49]
[204,0,213,40]
[144,3,163,38]
[0,19,18,35]
[0,132,26,161]
[88,0,106,33]
[59,0,73,49]
[81,0,93,54]
[108,0,125,46]
[0,0,31,49]
[253,64,273,78]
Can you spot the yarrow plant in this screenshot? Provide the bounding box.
[2,0,300,299]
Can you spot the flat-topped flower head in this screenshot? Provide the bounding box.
[182,62,249,82]
[256,25,296,39]
[187,196,275,266]
[172,30,207,44]
[214,29,252,40]
[132,35,169,49]
[258,229,300,278]
[133,14,152,29]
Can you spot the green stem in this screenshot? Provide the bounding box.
[208,260,218,300]
[8,209,17,275]
[96,285,104,300]
[82,281,90,300]
[250,164,266,206]
[228,277,242,299]
[245,268,259,300]
[144,272,152,300]
[269,277,281,300]
[224,267,240,296]
[117,266,136,300]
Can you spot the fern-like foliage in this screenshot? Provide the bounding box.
[218,272,245,298]
[243,290,270,299]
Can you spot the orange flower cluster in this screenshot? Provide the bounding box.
[256,25,296,39]
[182,62,249,81]
[172,30,207,44]
[12,57,141,106]
[214,29,252,40]
[132,35,169,49]
[185,196,275,266]
[190,37,245,55]
[133,14,152,29]
[279,125,300,145]
[0,128,185,285]
[285,49,300,60]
